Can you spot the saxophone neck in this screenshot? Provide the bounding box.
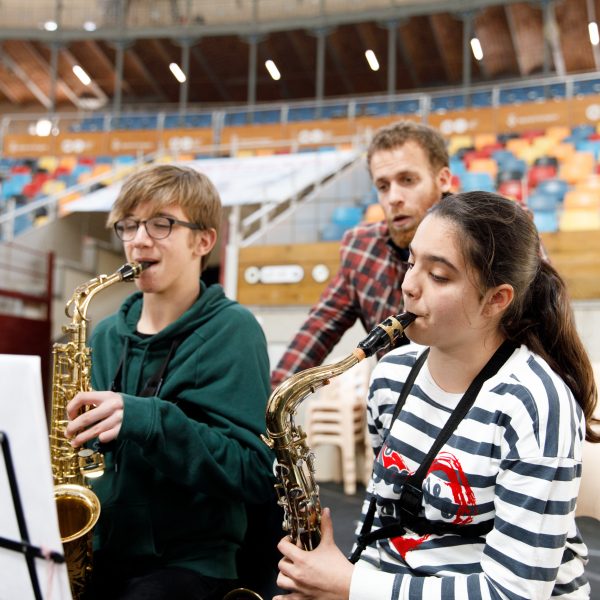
[65,261,148,329]
[264,351,362,443]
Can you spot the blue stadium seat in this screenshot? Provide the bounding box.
[358,101,390,117]
[431,95,465,112]
[527,192,560,212]
[535,179,569,203]
[499,88,528,104]
[253,109,281,124]
[321,104,348,119]
[288,106,317,122]
[224,112,249,126]
[393,100,420,114]
[571,124,596,140]
[460,171,495,192]
[470,91,493,107]
[321,222,346,241]
[575,140,600,160]
[533,210,559,233]
[331,206,363,229]
[573,78,600,96]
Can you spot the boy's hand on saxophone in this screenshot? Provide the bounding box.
[65,391,124,447]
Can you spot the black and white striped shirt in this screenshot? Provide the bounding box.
[351,344,590,599]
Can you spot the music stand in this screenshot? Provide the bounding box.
[0,354,72,600]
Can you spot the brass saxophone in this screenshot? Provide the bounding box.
[262,312,416,550]
[49,261,147,599]
[223,313,416,600]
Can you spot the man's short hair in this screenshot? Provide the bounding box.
[367,120,449,174]
[108,164,222,234]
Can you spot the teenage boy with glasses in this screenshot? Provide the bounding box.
[65,163,275,600]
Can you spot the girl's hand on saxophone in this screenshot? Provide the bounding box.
[275,508,353,600]
[65,391,124,447]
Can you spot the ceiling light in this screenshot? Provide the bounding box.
[83,21,97,32]
[365,49,380,71]
[34,119,53,137]
[470,37,484,61]
[589,22,600,46]
[169,62,186,83]
[265,60,281,81]
[73,65,91,86]
[43,21,58,32]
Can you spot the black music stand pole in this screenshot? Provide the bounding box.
[0,431,65,600]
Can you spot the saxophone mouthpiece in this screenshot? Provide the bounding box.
[118,261,151,281]
[357,311,417,358]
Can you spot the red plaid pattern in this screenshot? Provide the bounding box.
[270,221,408,389]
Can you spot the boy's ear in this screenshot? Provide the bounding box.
[483,284,514,317]
[193,228,217,257]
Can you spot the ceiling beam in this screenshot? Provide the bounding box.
[504,5,525,76]
[0,43,51,108]
[190,44,232,102]
[126,46,169,101]
[325,29,355,96]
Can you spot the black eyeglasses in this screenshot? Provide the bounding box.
[113,216,203,241]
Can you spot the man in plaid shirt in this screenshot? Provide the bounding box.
[271,121,452,389]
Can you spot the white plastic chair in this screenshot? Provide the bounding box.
[304,357,373,495]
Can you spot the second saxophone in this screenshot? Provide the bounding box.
[262,311,416,550]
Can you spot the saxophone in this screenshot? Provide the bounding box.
[49,261,147,599]
[262,312,416,551]
[223,312,416,600]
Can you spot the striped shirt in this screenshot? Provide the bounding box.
[271,221,408,389]
[351,344,590,600]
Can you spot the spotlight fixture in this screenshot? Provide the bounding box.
[265,60,281,81]
[470,37,484,61]
[589,22,600,46]
[169,62,187,83]
[365,49,380,71]
[73,65,92,86]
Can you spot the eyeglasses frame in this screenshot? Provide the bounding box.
[113,216,203,241]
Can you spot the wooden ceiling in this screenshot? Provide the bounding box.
[0,0,598,113]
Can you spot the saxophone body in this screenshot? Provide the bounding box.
[262,312,417,550]
[49,261,147,599]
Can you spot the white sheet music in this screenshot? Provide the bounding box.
[0,354,72,600]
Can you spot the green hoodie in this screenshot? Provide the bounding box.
[89,281,274,579]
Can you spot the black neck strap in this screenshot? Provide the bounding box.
[350,340,517,563]
[110,334,185,398]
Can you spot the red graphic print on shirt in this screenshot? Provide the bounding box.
[378,445,477,559]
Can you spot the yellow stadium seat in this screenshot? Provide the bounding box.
[448,135,473,156]
[545,126,570,142]
[563,189,600,210]
[58,192,82,217]
[506,138,531,156]
[91,164,112,177]
[468,158,498,179]
[364,204,385,223]
[38,156,59,172]
[41,180,66,195]
[559,152,595,185]
[531,136,555,155]
[473,133,497,150]
[58,156,78,170]
[559,210,600,231]
[548,142,576,162]
[576,174,600,191]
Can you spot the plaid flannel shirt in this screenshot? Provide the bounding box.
[271,221,409,389]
